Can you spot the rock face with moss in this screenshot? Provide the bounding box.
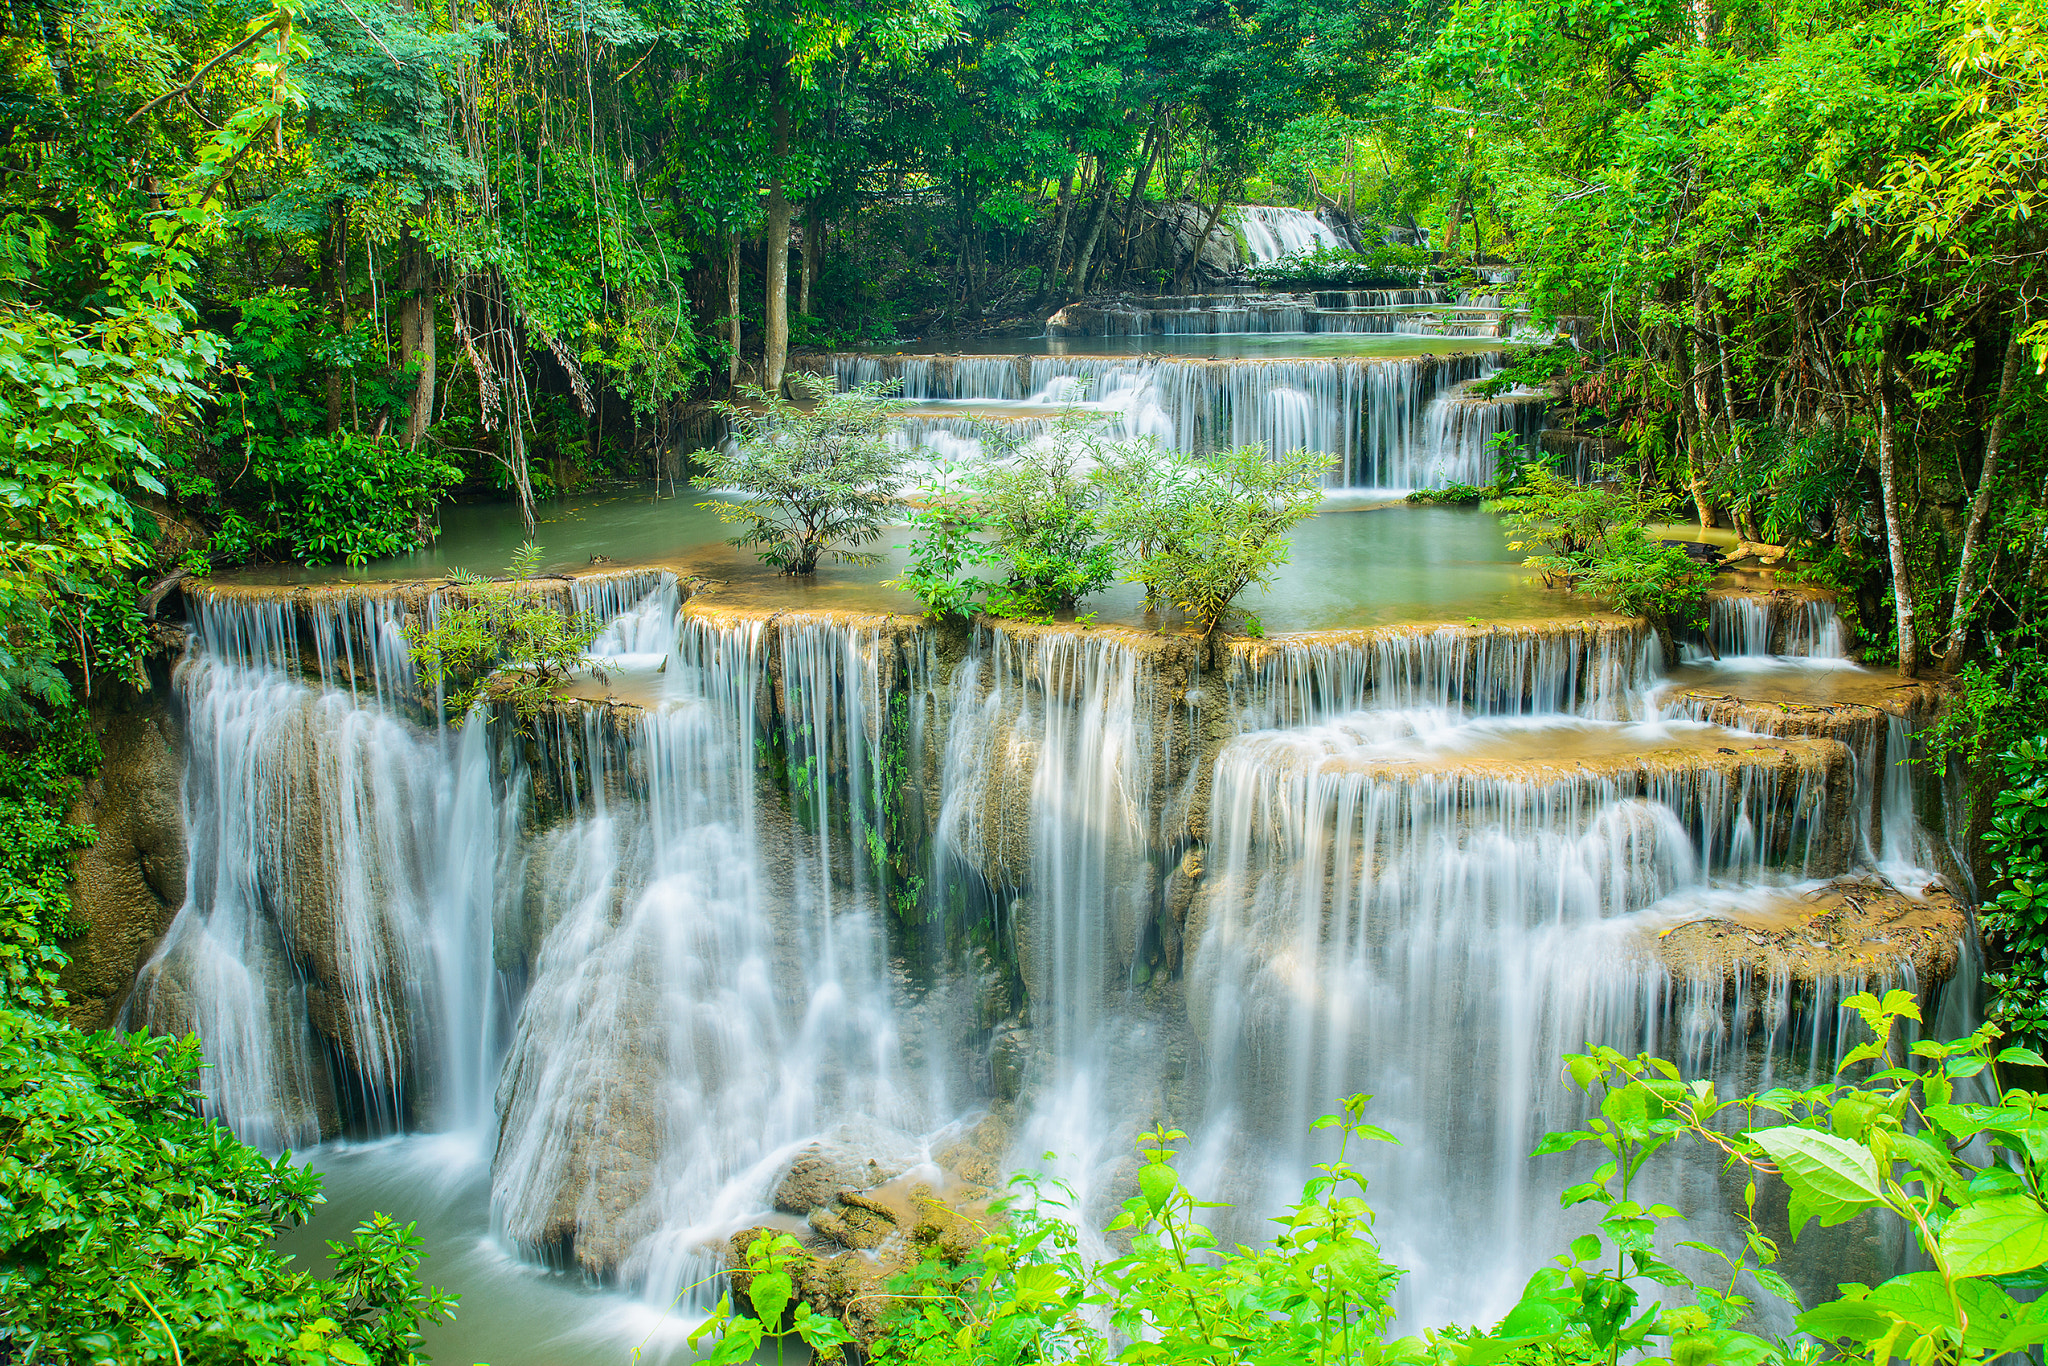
[59,681,186,1030]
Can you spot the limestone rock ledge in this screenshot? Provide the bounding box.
[1649,875,1966,987]
[60,686,187,1029]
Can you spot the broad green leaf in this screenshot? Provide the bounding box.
[747,1268,792,1326]
[1138,1161,1177,1214]
[1750,1127,1883,1229]
[1939,1195,2048,1278]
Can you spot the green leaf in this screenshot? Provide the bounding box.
[1753,1266,1802,1308]
[1940,1195,2048,1278]
[1749,1127,1883,1229]
[1138,1162,1178,1214]
[747,1269,793,1327]
[325,1339,372,1366]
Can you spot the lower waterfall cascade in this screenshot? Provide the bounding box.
[120,568,1973,1359]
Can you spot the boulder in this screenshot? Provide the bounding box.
[771,1121,923,1215]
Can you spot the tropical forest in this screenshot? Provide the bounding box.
[5,0,2048,1358]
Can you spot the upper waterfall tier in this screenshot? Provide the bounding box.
[827,350,1541,489]
[1046,289,1515,338]
[1231,205,1352,261]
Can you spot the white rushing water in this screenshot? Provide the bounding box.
[139,573,1958,1359]
[844,351,1533,489]
[1233,205,1350,262]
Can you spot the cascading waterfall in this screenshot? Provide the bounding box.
[492,609,934,1298]
[1186,712,1836,1320]
[1416,382,1549,487]
[1703,594,1849,659]
[840,350,1540,490]
[1233,205,1349,262]
[142,572,1958,1353]
[129,601,507,1146]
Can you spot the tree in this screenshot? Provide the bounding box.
[1099,441,1331,636]
[700,373,909,574]
[403,544,605,728]
[892,420,1121,620]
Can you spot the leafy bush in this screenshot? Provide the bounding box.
[700,374,908,575]
[1488,468,1712,651]
[0,1007,457,1364]
[0,710,97,1006]
[238,433,462,568]
[1572,524,1716,634]
[0,706,458,1363]
[1981,737,2048,1046]
[1099,442,1332,636]
[404,543,603,729]
[1405,482,1489,505]
[694,993,2048,1366]
[1246,242,1432,288]
[892,424,1121,622]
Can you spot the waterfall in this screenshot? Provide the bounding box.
[1226,622,1657,726]
[1415,383,1548,487]
[490,610,932,1294]
[1233,206,1349,262]
[1182,697,1854,1325]
[127,646,502,1145]
[1703,593,1849,660]
[144,569,1958,1348]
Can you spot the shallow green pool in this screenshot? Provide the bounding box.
[212,490,1578,632]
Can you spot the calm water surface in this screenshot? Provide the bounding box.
[214,489,1576,631]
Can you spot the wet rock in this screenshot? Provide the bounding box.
[772,1122,922,1215]
[1648,875,1965,986]
[60,690,188,1029]
[988,1026,1030,1102]
[932,1111,1010,1189]
[730,1165,1002,1355]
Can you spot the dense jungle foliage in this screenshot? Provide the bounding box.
[8,0,2048,1351]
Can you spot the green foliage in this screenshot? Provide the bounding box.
[0,711,98,1008]
[1099,442,1332,636]
[403,544,602,729]
[692,998,2048,1366]
[1245,242,1433,288]
[701,375,908,576]
[245,434,461,568]
[0,1007,457,1364]
[1980,738,2048,1046]
[1405,483,1489,505]
[1572,526,1715,635]
[0,260,213,718]
[1488,469,1712,644]
[689,1232,859,1364]
[892,424,1121,622]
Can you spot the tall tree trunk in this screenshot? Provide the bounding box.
[1686,272,1720,527]
[763,87,794,396]
[321,200,350,433]
[1040,158,1079,306]
[398,229,437,446]
[1112,110,1165,287]
[1871,357,1920,675]
[800,206,819,317]
[1070,173,1117,298]
[727,232,742,387]
[1940,329,2024,673]
[1177,194,1228,291]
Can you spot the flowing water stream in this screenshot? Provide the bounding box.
[129,312,1970,1363]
